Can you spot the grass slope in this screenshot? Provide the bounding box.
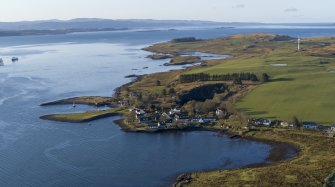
[147,34,335,124]
[40,108,125,123]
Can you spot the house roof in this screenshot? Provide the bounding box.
[303,122,318,126]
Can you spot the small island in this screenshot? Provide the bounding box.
[40,108,126,123]
[147,53,174,60]
[40,34,335,186]
[146,52,202,66]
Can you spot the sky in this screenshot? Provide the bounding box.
[0,0,333,23]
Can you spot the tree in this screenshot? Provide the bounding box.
[168,88,175,94]
[137,93,143,100]
[156,105,162,111]
[182,100,197,116]
[198,99,217,114]
[233,78,242,85]
[221,101,236,115]
[127,111,137,123]
[161,89,167,96]
[292,116,301,128]
[150,104,156,111]
[262,73,270,82]
[156,80,161,86]
[180,72,259,83]
[178,84,226,105]
[250,74,259,81]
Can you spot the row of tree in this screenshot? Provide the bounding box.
[179,83,227,105]
[180,72,260,83]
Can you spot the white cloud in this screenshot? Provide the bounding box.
[284,8,298,13]
[233,4,245,9]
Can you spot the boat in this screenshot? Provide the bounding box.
[12,57,19,62]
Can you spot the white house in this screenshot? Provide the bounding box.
[195,117,216,124]
[263,120,272,126]
[302,122,319,130]
[280,121,293,128]
[203,117,217,123]
[174,116,189,124]
[252,118,272,126]
[169,108,181,115]
[198,118,205,124]
[157,121,166,128]
[148,125,158,129]
[161,112,171,120]
[135,109,146,115]
[216,109,224,116]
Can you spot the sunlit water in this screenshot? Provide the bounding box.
[0,27,334,187]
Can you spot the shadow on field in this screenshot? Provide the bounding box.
[239,108,277,119]
[270,77,294,82]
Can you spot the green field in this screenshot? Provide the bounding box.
[236,71,335,124]
[40,108,125,123]
[40,34,335,186]
[194,49,335,124]
[147,34,335,124]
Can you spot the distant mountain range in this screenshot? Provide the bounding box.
[0,18,333,37]
[0,18,227,31]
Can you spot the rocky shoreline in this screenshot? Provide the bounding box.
[40,96,116,107]
[39,79,301,187]
[173,132,300,187]
[39,34,308,186]
[40,100,300,187]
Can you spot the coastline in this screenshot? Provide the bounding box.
[0,28,129,37]
[40,112,121,123]
[38,44,301,187]
[39,95,301,187]
[167,128,300,187]
[110,117,301,187]
[40,96,116,107]
[38,34,335,186]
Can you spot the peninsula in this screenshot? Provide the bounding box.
[40,33,335,186]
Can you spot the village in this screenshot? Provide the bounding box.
[129,107,335,136]
[249,118,335,135]
[129,107,218,130]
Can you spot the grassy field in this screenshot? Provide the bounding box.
[40,34,335,186]
[169,55,201,65]
[146,34,335,124]
[41,96,115,107]
[176,128,335,187]
[40,108,125,123]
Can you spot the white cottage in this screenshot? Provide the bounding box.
[216,109,224,116]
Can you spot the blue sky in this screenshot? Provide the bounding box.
[0,0,333,22]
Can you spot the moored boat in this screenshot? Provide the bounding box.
[12,57,19,62]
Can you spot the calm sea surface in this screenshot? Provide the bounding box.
[0,27,334,187]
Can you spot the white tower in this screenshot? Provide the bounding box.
[297,37,301,51]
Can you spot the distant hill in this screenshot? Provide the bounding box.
[0,18,233,37]
[0,18,333,37]
[0,18,227,31]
